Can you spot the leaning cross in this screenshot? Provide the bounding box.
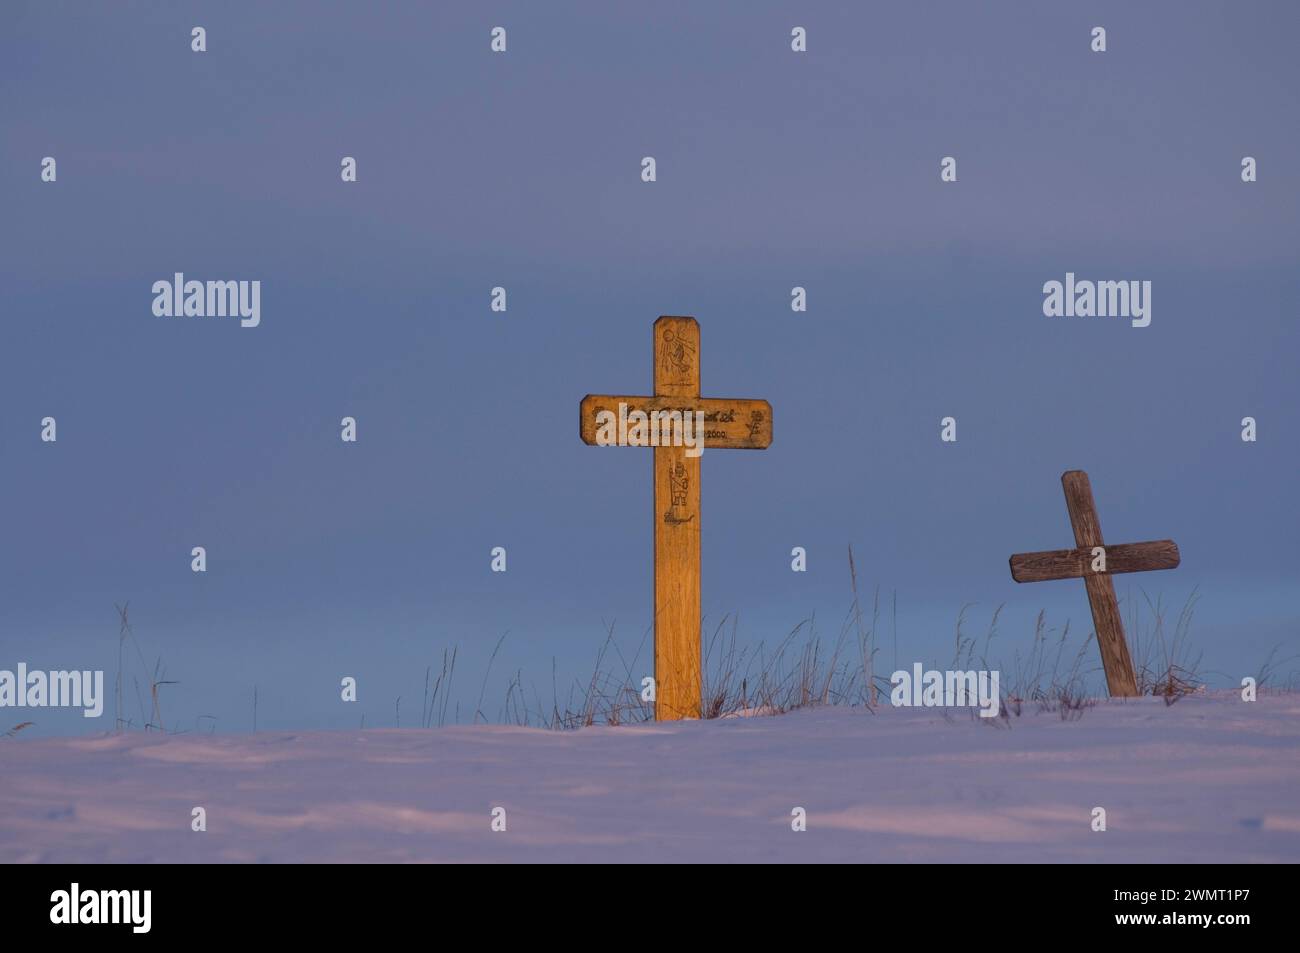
[579,316,772,720]
[1008,469,1180,697]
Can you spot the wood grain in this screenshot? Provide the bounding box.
[579,395,772,449]
[1061,470,1140,697]
[652,316,703,720]
[1009,539,1180,583]
[577,314,772,721]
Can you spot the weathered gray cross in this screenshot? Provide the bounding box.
[1009,470,1180,696]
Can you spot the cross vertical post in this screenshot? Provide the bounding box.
[1061,470,1138,697]
[653,316,702,719]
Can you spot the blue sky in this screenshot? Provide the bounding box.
[2,2,1297,734]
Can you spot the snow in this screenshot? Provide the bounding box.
[3,693,1298,863]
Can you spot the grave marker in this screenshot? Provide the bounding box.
[579,316,772,719]
[1009,470,1180,696]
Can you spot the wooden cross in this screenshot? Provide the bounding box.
[579,316,772,720]
[1008,470,1180,697]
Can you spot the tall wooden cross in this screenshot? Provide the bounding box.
[579,316,772,720]
[1008,469,1180,697]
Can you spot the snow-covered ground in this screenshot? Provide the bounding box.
[3,693,1298,863]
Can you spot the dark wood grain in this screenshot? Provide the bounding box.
[1005,470,1180,699]
[1060,470,1140,697]
[1010,540,1180,582]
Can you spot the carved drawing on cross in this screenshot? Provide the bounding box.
[665,462,693,524]
[660,326,695,384]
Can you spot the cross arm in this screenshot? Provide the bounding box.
[579,395,773,449]
[1009,540,1180,583]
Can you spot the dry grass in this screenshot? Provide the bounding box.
[1252,644,1300,693]
[1127,588,1204,702]
[421,647,459,728]
[113,603,176,732]
[307,566,1220,729]
[93,560,1258,736]
[997,610,1096,718]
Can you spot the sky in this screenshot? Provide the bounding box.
[2,1,1297,735]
